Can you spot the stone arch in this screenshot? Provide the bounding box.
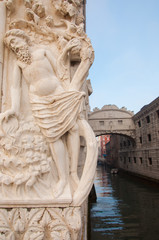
[88,105,135,139]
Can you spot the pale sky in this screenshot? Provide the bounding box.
[86,0,159,114]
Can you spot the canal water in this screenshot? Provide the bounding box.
[89,164,159,240]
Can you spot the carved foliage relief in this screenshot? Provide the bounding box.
[0,207,81,240]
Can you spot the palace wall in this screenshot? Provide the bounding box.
[113,97,159,182]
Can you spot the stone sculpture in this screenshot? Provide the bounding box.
[0,0,97,206]
[0,0,97,238]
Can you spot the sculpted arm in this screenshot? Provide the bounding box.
[0,63,21,121]
[10,63,21,115]
[56,39,81,87]
[69,44,94,91]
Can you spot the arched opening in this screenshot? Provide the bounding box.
[96,133,136,168]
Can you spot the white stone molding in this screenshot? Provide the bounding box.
[0,207,82,240]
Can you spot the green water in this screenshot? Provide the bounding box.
[89,164,159,240]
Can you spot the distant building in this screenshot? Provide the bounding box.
[109,97,159,182]
[106,135,120,167]
[97,135,110,158]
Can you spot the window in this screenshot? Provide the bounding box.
[128,140,130,146]
[138,120,141,127]
[124,141,126,146]
[148,157,152,165]
[146,115,150,123]
[157,110,159,118]
[128,157,131,163]
[124,157,126,164]
[134,157,136,163]
[118,120,123,124]
[148,134,151,142]
[139,136,142,144]
[140,157,143,164]
[99,121,104,126]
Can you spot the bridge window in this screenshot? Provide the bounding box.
[118,120,123,124]
[99,121,104,126]
[148,134,151,142]
[138,120,141,127]
[148,157,152,165]
[139,136,142,144]
[140,157,143,164]
[146,115,150,123]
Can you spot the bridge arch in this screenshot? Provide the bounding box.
[88,105,135,139]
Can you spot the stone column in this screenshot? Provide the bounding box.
[0,2,6,110]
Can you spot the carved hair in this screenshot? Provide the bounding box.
[4,29,31,48]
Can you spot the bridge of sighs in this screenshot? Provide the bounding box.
[88,105,135,138]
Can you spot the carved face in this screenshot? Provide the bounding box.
[9,36,27,53]
[5,35,31,64]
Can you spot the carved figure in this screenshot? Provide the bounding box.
[0,1,97,238]
[1,29,94,199]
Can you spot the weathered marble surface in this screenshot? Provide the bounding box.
[0,1,97,239]
[0,0,97,208]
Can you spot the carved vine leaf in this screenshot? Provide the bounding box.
[0,209,10,230]
[53,0,82,18]
[27,208,45,227]
[0,209,15,239]
[5,0,15,15]
[48,208,81,240]
[24,208,45,240]
[50,229,71,240]
[11,209,27,234]
[63,207,81,231]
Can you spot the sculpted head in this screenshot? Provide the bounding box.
[4,29,32,64]
[4,29,31,50]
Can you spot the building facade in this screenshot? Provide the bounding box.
[97,135,110,158]
[115,97,159,182]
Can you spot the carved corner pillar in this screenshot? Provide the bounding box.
[0,207,83,240]
[0,0,97,239]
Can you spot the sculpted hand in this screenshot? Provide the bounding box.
[66,38,81,51]
[0,109,16,123]
[80,45,94,64]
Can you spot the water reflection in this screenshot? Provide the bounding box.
[89,164,159,240]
